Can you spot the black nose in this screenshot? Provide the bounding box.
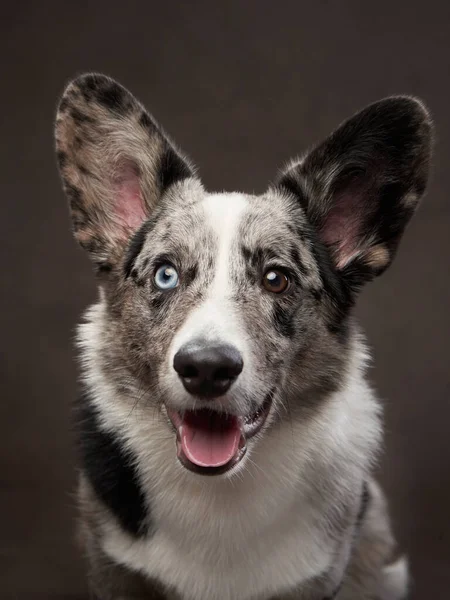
[173,341,243,399]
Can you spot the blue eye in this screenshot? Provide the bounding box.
[154,264,179,290]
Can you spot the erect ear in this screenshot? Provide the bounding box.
[55,73,196,271]
[275,96,433,288]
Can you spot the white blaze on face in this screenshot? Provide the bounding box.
[169,192,249,367]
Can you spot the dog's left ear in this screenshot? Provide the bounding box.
[275,97,433,287]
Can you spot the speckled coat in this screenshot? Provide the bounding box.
[54,73,432,600]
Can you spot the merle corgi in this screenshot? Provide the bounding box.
[55,74,432,600]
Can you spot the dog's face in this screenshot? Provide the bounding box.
[56,75,431,475]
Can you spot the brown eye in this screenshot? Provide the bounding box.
[262,270,290,293]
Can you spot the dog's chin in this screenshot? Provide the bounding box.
[165,392,273,476]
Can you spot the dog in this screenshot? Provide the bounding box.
[55,73,432,600]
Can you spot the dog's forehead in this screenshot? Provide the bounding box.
[196,192,249,244]
[199,191,298,238]
[157,189,299,249]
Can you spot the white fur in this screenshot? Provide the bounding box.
[78,304,382,600]
[379,557,409,600]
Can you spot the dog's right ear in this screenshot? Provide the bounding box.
[55,73,196,271]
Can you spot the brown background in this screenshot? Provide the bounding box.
[1,1,449,599]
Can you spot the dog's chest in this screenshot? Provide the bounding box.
[103,464,334,600]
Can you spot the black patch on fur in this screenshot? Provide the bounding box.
[124,220,154,279]
[245,266,257,285]
[185,264,198,286]
[253,247,265,268]
[75,392,149,537]
[77,163,91,176]
[65,182,82,204]
[311,287,322,301]
[263,247,278,261]
[66,184,88,223]
[79,237,101,255]
[95,261,113,275]
[139,111,156,131]
[58,97,69,113]
[242,246,265,270]
[150,295,166,310]
[130,267,146,286]
[149,289,179,322]
[64,183,91,232]
[57,151,67,168]
[310,238,351,309]
[356,481,370,531]
[79,74,98,101]
[161,229,172,243]
[305,225,353,339]
[289,246,301,268]
[96,80,132,115]
[71,108,94,124]
[150,293,175,312]
[158,146,192,193]
[272,304,295,338]
[339,257,376,292]
[277,171,309,214]
[241,245,252,263]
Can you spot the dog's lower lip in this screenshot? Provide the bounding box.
[242,395,273,438]
[166,392,273,475]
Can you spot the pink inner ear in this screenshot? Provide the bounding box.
[320,192,366,269]
[114,162,147,235]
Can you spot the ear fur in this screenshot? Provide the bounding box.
[276,96,433,288]
[55,73,195,270]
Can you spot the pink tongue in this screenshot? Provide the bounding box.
[180,410,241,468]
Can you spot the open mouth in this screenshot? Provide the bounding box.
[166,392,273,475]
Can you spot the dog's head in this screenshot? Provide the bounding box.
[56,74,432,475]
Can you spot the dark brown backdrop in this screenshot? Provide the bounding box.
[1,2,449,599]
